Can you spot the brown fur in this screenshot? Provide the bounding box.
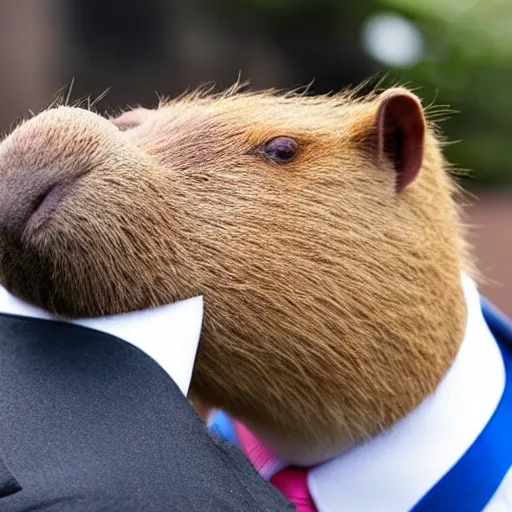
[0,84,472,464]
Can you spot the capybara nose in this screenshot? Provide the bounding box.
[0,107,119,241]
[0,154,68,239]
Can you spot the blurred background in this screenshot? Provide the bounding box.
[0,0,510,313]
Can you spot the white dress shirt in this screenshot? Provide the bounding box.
[0,286,204,396]
[308,274,512,511]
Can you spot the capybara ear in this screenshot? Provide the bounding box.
[110,107,154,130]
[375,88,426,193]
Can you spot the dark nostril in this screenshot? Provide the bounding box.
[0,107,107,245]
[28,182,70,232]
[0,173,68,242]
[33,189,52,214]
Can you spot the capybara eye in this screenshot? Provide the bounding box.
[263,137,298,164]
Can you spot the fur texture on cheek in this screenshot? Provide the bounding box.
[181,148,467,462]
[0,89,471,465]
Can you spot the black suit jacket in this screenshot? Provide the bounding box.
[0,313,294,511]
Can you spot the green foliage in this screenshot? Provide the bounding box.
[379,0,512,187]
[381,0,512,65]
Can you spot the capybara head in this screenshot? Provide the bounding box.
[0,84,472,464]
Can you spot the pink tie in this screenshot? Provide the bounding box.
[270,467,317,511]
[234,421,317,512]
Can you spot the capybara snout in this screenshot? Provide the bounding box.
[0,105,163,312]
[0,108,125,237]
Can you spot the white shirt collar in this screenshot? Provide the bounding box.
[0,286,204,396]
[308,273,506,512]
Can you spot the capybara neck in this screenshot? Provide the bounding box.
[0,85,473,464]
